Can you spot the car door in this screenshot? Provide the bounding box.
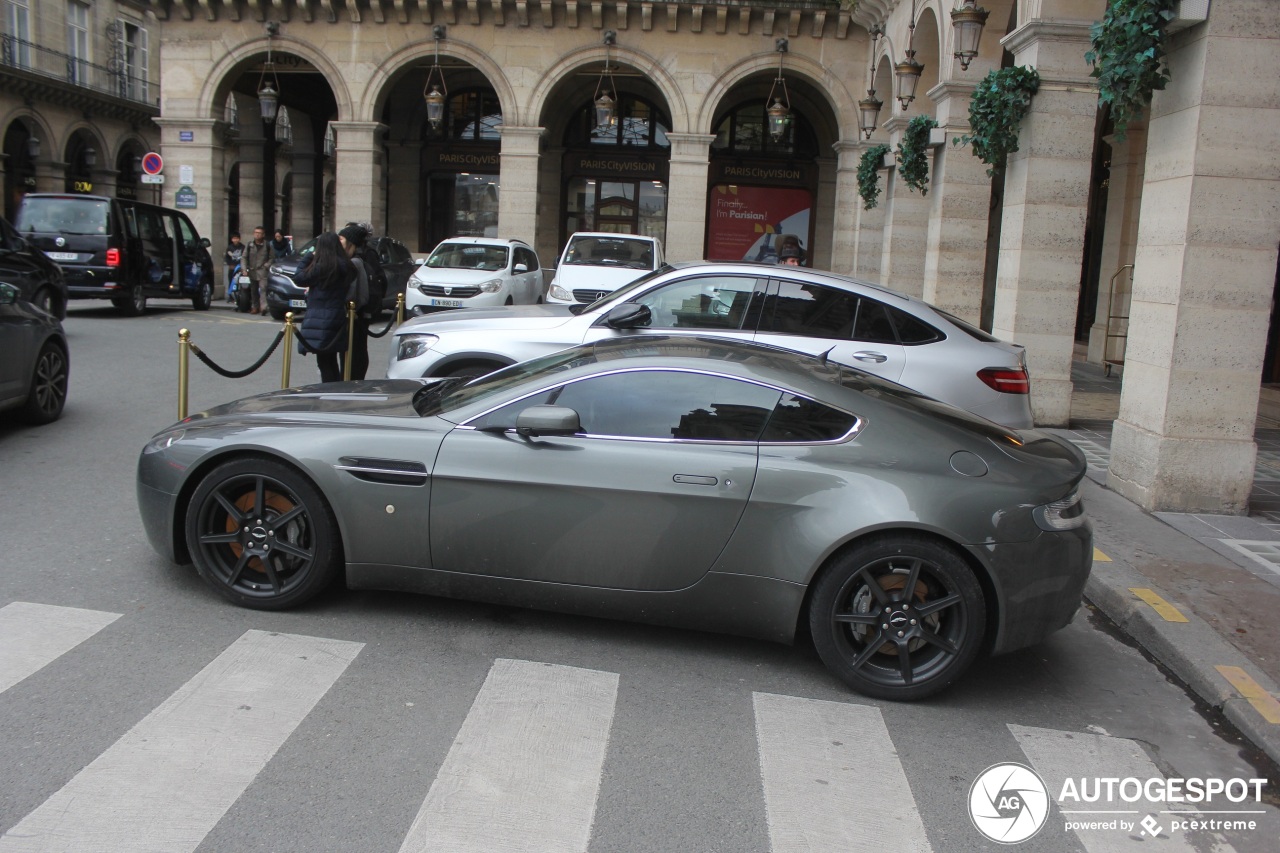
[0,285,34,404]
[580,273,767,347]
[753,278,907,384]
[430,369,781,591]
[515,247,542,303]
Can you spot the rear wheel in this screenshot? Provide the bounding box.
[192,279,213,311]
[18,341,68,424]
[113,284,147,316]
[809,536,985,701]
[185,458,342,610]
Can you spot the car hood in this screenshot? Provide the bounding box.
[184,380,433,421]
[553,265,651,289]
[398,303,578,334]
[270,254,306,276]
[412,268,513,285]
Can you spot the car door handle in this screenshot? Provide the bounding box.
[673,474,718,486]
[852,351,889,363]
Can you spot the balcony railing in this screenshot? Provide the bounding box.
[1,34,152,107]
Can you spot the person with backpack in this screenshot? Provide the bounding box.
[337,222,384,381]
[295,232,356,383]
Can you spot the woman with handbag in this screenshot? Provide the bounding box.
[295,232,356,383]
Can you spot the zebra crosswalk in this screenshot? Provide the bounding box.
[0,601,1259,853]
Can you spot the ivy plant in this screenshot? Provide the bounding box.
[895,115,937,196]
[856,144,891,210]
[1085,0,1177,139]
[955,65,1040,177]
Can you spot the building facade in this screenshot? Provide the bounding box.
[9,0,1280,517]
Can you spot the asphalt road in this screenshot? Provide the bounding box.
[0,300,1276,853]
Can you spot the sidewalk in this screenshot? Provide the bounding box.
[1049,356,1280,767]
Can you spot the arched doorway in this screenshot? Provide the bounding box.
[3,120,40,221]
[64,131,100,195]
[418,86,503,248]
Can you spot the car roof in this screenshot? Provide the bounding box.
[565,232,658,242]
[658,261,913,306]
[434,236,530,248]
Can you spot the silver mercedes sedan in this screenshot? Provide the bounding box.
[388,262,1034,429]
[138,336,1090,700]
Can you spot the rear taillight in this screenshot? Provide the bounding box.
[977,367,1030,394]
[105,248,120,267]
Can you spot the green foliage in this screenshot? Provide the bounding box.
[1085,0,1177,139]
[895,115,937,196]
[856,144,891,210]
[956,66,1040,177]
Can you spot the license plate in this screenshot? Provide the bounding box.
[47,252,77,261]
[239,276,252,285]
[429,298,463,308]
[288,299,306,308]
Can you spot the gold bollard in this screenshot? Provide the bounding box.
[395,292,405,327]
[343,301,356,381]
[178,328,191,420]
[281,312,295,389]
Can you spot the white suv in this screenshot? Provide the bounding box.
[547,232,664,304]
[406,237,543,314]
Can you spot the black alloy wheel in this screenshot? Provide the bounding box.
[193,279,213,311]
[810,536,984,701]
[185,458,342,610]
[19,342,68,424]
[113,284,147,316]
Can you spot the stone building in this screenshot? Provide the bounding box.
[5,0,1279,517]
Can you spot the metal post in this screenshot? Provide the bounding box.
[281,312,295,388]
[396,292,405,327]
[343,301,356,381]
[178,328,190,420]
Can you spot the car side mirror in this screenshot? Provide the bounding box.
[415,258,427,266]
[0,282,18,305]
[515,405,581,437]
[513,263,529,273]
[200,237,211,248]
[601,302,651,329]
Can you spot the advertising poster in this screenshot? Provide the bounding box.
[706,184,812,263]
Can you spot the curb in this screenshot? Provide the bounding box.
[1084,556,1280,768]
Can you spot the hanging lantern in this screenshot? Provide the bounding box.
[592,31,619,130]
[895,49,924,110]
[257,23,282,124]
[766,38,791,144]
[594,90,616,129]
[951,0,990,71]
[858,92,884,139]
[424,26,448,131]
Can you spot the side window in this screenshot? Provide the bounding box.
[851,298,899,344]
[552,371,780,441]
[176,216,198,249]
[760,394,859,443]
[394,242,413,265]
[521,248,540,271]
[760,281,858,340]
[468,388,557,431]
[888,306,943,344]
[634,275,761,331]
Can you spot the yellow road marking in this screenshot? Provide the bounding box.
[1215,666,1280,724]
[1093,548,1111,562]
[1128,588,1189,623]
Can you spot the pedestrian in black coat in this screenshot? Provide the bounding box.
[295,232,356,383]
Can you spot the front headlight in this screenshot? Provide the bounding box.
[396,333,439,361]
[143,429,185,454]
[479,279,503,293]
[1034,489,1085,531]
[550,284,572,301]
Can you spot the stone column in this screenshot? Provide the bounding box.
[497,126,544,247]
[330,121,386,235]
[922,81,990,325]
[1107,0,1280,513]
[381,144,416,244]
[1086,124,1147,365]
[829,140,862,276]
[289,152,317,239]
[89,166,120,200]
[33,158,66,195]
[236,114,267,231]
[665,132,716,262]
[154,118,226,249]
[879,117,929,298]
[853,146,889,282]
[991,20,1099,426]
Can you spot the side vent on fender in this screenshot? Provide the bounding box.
[334,457,429,486]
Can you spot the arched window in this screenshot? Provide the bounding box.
[712,100,817,158]
[565,94,670,149]
[424,88,502,142]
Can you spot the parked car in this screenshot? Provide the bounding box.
[546,232,664,304]
[13,194,215,315]
[405,237,543,314]
[266,234,417,320]
[388,261,1034,428]
[138,335,1089,700]
[0,215,67,319]
[0,282,69,424]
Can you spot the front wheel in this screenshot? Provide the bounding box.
[809,536,985,701]
[18,342,68,424]
[185,458,343,610]
[192,279,213,311]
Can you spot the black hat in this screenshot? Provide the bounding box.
[338,223,368,247]
[779,245,802,260]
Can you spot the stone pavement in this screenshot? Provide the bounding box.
[1048,357,1280,768]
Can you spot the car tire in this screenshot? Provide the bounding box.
[113,284,147,316]
[17,341,69,425]
[269,306,287,321]
[504,296,514,306]
[31,287,56,317]
[809,535,985,701]
[185,458,343,611]
[192,279,213,311]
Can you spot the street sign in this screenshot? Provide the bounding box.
[175,186,197,209]
[141,152,164,175]
[140,174,165,184]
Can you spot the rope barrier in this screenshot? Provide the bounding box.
[189,330,286,378]
[367,312,398,338]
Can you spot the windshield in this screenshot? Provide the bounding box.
[426,243,509,272]
[414,347,599,418]
[15,198,110,236]
[294,238,316,258]
[562,236,656,270]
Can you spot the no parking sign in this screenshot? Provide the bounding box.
[141,152,164,175]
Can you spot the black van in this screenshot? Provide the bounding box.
[14,194,215,316]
